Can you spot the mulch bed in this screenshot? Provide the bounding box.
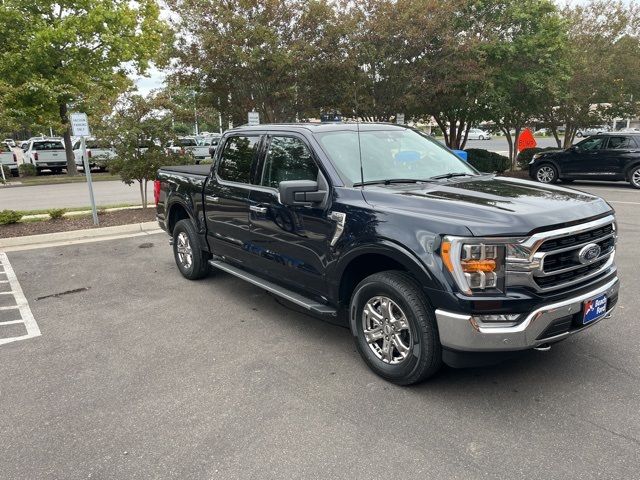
[0,208,156,239]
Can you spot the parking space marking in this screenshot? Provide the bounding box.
[0,252,41,346]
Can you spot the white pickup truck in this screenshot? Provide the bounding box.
[73,138,117,171]
[24,138,67,173]
[0,144,18,177]
[166,137,211,164]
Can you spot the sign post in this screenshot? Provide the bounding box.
[248,111,260,126]
[70,112,98,226]
[396,113,405,125]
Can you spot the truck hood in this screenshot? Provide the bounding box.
[361,175,612,236]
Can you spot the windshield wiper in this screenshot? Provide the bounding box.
[352,178,431,187]
[429,172,475,180]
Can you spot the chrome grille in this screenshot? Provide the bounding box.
[506,215,616,293]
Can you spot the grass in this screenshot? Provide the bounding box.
[17,203,139,216]
[5,172,120,186]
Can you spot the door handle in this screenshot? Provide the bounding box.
[250,205,268,214]
[205,195,219,203]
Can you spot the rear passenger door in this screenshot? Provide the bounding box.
[203,134,263,266]
[248,135,334,297]
[602,135,639,178]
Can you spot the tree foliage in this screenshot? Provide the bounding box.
[0,0,171,174]
[103,93,194,208]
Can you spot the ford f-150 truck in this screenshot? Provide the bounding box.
[156,123,619,385]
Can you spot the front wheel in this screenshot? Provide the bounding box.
[479,135,485,140]
[172,219,210,280]
[535,164,558,184]
[629,166,640,189]
[576,132,583,138]
[349,271,442,385]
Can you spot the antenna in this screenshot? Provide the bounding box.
[353,82,364,186]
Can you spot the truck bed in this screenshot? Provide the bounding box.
[160,164,211,176]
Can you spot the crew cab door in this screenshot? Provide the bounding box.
[247,135,334,296]
[203,134,263,265]
[563,135,607,177]
[602,135,639,178]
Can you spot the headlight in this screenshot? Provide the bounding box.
[440,236,519,295]
[529,153,541,164]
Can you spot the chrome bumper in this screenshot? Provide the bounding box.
[435,277,619,352]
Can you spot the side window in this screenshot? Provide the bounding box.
[577,136,605,151]
[261,136,318,188]
[217,136,260,184]
[606,136,633,149]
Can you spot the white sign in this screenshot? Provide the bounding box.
[70,112,91,137]
[396,113,405,125]
[248,111,260,126]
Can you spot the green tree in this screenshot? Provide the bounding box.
[540,0,640,148]
[0,0,171,175]
[103,93,193,208]
[484,0,568,164]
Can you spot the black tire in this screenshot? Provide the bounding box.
[172,219,210,280]
[629,165,640,189]
[534,163,558,184]
[576,132,583,137]
[349,271,442,385]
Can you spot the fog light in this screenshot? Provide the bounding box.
[473,314,522,327]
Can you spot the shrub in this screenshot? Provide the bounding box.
[464,149,511,173]
[19,163,37,177]
[0,210,23,225]
[48,208,67,220]
[516,147,561,170]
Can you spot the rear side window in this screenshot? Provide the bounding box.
[606,136,636,149]
[261,136,318,188]
[217,136,260,184]
[34,141,64,151]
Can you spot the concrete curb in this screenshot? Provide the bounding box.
[0,221,163,252]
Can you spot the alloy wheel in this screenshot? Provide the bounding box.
[362,296,413,365]
[176,232,193,269]
[631,168,640,188]
[536,166,555,183]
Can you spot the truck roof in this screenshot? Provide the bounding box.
[226,122,410,134]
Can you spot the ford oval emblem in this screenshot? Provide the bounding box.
[578,243,601,264]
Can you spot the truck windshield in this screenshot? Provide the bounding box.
[316,128,476,185]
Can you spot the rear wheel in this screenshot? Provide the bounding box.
[576,131,583,137]
[172,219,210,280]
[535,164,558,184]
[629,166,640,189]
[349,271,442,385]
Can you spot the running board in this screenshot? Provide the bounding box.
[208,260,337,317]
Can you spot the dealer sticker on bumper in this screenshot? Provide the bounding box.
[583,294,607,325]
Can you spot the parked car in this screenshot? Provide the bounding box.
[467,128,491,140]
[155,123,619,385]
[166,137,198,157]
[72,138,117,171]
[0,143,18,177]
[576,125,611,137]
[3,138,15,148]
[23,137,67,173]
[528,133,640,188]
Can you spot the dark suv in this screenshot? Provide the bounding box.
[529,133,640,188]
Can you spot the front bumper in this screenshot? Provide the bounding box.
[435,277,619,352]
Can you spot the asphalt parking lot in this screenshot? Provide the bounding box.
[1,182,639,479]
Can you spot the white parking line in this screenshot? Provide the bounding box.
[0,252,41,346]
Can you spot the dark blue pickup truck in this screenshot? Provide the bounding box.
[156,123,619,385]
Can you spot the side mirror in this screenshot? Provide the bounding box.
[279,180,326,206]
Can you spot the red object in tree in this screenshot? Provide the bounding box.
[518,128,537,152]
